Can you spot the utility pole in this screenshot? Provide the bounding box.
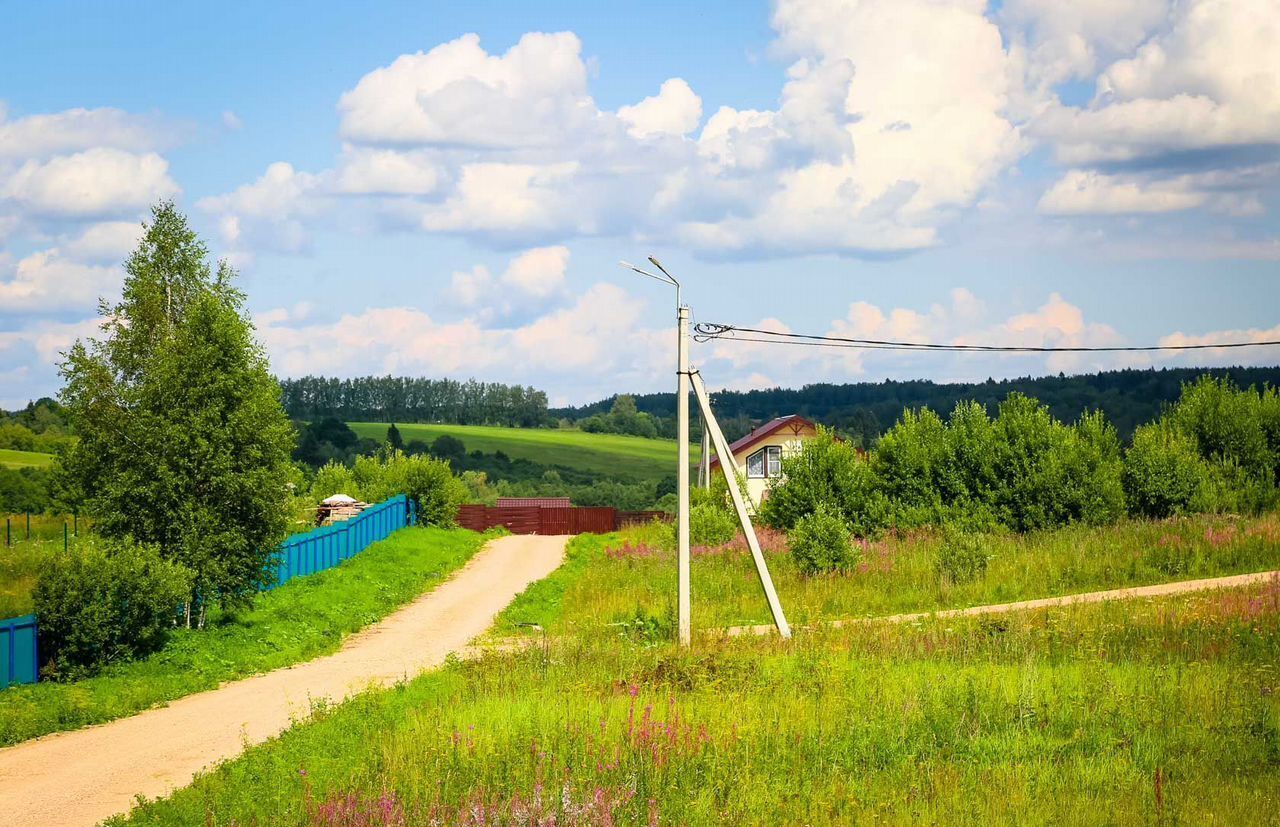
[676,305,692,646]
[620,257,691,646]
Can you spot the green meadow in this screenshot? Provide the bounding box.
[115,515,1280,825]
[497,512,1280,634]
[347,422,698,482]
[0,448,54,469]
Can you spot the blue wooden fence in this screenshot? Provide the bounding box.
[269,494,414,589]
[1,614,37,689]
[0,494,414,688]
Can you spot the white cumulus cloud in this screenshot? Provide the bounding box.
[617,79,703,138]
[2,148,179,218]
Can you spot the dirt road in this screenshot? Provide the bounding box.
[724,569,1280,636]
[0,533,567,827]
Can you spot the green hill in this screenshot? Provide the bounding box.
[0,449,54,469]
[346,422,698,482]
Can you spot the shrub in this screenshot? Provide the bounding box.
[1168,376,1273,483]
[354,451,410,503]
[659,481,740,548]
[1124,423,1209,518]
[874,408,949,516]
[1200,459,1279,515]
[936,530,993,584]
[311,460,359,501]
[941,400,1000,507]
[760,428,890,538]
[789,505,856,575]
[989,393,1072,531]
[689,502,740,547]
[404,454,468,526]
[1059,410,1127,526]
[34,540,193,678]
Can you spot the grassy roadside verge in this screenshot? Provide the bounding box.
[498,512,1280,634]
[115,579,1280,825]
[0,526,489,747]
[492,532,612,634]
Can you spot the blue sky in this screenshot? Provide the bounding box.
[2,0,1278,407]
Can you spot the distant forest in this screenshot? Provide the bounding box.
[278,376,550,427]
[552,366,1280,445]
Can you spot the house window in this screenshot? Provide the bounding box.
[746,446,783,479]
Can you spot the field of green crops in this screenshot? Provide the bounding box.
[0,448,54,469]
[347,422,697,482]
[117,514,1280,825]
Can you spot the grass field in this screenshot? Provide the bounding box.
[116,566,1280,825]
[0,526,488,747]
[347,422,696,482]
[0,448,54,469]
[496,512,1280,635]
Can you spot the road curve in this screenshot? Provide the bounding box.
[0,533,567,827]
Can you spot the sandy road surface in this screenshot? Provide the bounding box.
[0,534,567,827]
[725,569,1280,636]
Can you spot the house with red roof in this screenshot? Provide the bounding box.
[706,414,820,505]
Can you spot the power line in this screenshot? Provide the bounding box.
[693,323,1280,354]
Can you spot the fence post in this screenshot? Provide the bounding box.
[63,522,68,552]
[73,512,78,536]
[5,517,9,548]
[25,512,30,539]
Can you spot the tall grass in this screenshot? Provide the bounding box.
[0,526,488,746]
[116,577,1280,825]
[504,512,1280,635]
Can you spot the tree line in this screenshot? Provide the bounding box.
[278,376,550,428]
[755,375,1280,558]
[555,366,1280,445]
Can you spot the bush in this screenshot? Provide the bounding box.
[689,502,739,546]
[34,540,193,678]
[404,454,468,526]
[311,460,359,501]
[354,451,409,503]
[760,428,890,538]
[1123,423,1208,518]
[658,481,741,548]
[874,407,949,517]
[1059,410,1127,526]
[936,530,993,584]
[789,505,856,575]
[1200,459,1279,515]
[1168,376,1273,483]
[989,393,1073,531]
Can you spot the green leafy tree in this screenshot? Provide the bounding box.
[59,202,295,623]
[1124,422,1208,518]
[429,435,466,462]
[386,423,404,451]
[760,427,890,538]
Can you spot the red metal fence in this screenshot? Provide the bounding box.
[457,505,670,535]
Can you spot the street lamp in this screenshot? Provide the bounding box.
[619,257,692,647]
